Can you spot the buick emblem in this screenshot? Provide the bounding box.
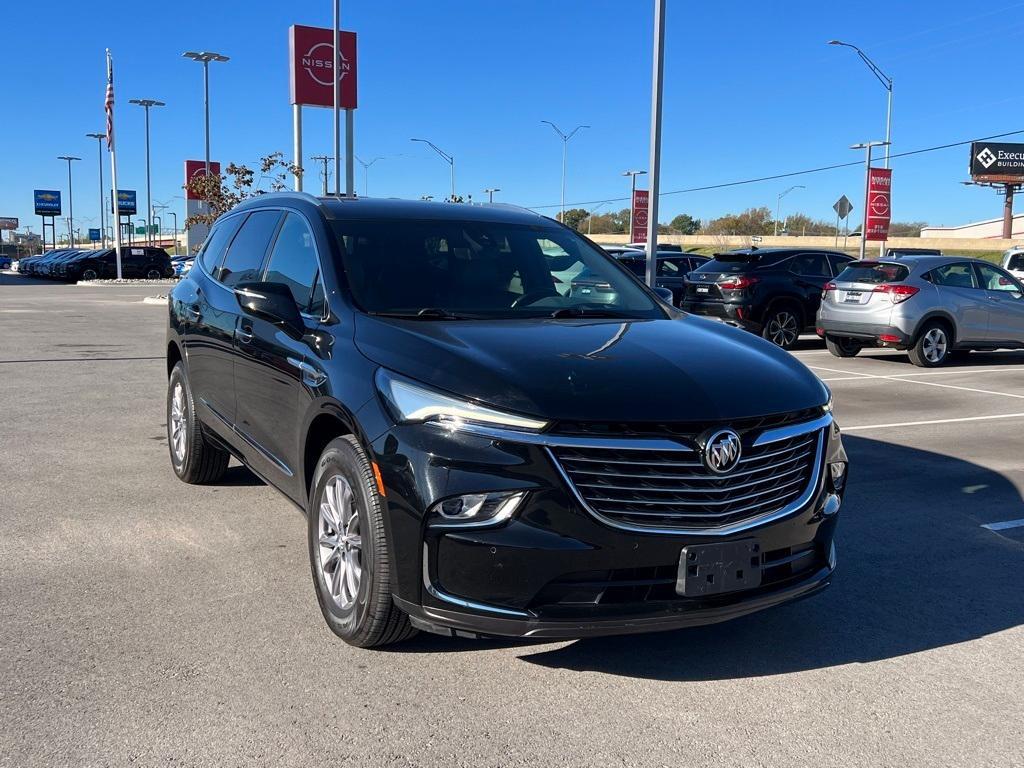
[701,429,742,474]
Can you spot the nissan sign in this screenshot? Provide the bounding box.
[970,141,1024,183]
[184,160,222,200]
[289,24,357,109]
[864,168,892,241]
[631,189,650,244]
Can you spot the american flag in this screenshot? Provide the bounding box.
[105,50,115,151]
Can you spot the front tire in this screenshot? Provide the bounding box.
[308,436,416,648]
[826,336,862,358]
[81,268,99,281]
[762,304,802,350]
[908,322,951,367]
[146,267,162,280]
[167,362,230,483]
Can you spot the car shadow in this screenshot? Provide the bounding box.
[398,436,1024,673]
[216,464,265,487]
[857,348,1024,367]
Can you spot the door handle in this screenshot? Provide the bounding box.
[287,357,328,387]
[236,326,254,343]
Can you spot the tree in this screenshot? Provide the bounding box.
[669,213,701,234]
[702,207,774,236]
[558,208,590,232]
[887,221,928,237]
[184,152,302,231]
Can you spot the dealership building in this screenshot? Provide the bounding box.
[920,214,1024,240]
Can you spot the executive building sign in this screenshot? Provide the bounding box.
[289,24,357,109]
[631,189,650,243]
[970,141,1024,183]
[34,190,61,217]
[864,168,892,241]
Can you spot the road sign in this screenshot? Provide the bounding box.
[832,195,853,220]
[184,160,222,200]
[0,217,18,230]
[135,226,147,235]
[865,168,892,241]
[88,228,101,242]
[111,189,137,216]
[631,189,650,244]
[34,190,62,217]
[289,25,358,109]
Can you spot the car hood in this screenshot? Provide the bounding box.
[354,314,828,423]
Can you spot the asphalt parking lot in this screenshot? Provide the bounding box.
[1,273,1022,768]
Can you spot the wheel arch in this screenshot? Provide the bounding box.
[762,294,806,328]
[912,311,957,346]
[166,340,184,378]
[302,402,370,506]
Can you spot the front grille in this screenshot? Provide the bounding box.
[550,427,822,531]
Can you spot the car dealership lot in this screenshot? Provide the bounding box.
[1,274,1022,767]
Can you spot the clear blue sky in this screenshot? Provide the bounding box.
[3,0,1022,236]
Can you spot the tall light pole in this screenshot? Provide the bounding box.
[622,169,647,239]
[129,99,165,245]
[85,133,108,247]
[830,40,892,256]
[483,187,500,203]
[645,0,666,286]
[851,141,889,260]
[182,51,229,186]
[541,121,589,223]
[57,156,81,247]
[355,156,384,196]
[410,139,455,200]
[774,185,805,236]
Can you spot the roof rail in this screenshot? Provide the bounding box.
[234,190,337,217]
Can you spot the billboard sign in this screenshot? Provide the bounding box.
[184,160,222,200]
[34,190,61,217]
[970,141,1024,183]
[631,189,650,243]
[111,189,137,216]
[864,168,892,241]
[289,25,357,109]
[88,228,101,242]
[0,217,18,230]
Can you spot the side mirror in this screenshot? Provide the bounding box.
[654,286,674,304]
[234,281,305,337]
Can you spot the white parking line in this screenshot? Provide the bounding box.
[818,366,1024,382]
[842,412,1024,431]
[981,518,1024,532]
[805,364,876,378]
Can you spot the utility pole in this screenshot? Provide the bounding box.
[484,187,500,203]
[311,155,332,196]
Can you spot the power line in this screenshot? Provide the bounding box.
[525,128,1024,212]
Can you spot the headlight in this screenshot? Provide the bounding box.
[376,369,549,431]
[428,491,528,529]
[821,388,833,413]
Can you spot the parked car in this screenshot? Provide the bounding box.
[681,248,854,349]
[166,192,847,648]
[0,255,12,270]
[171,255,194,278]
[626,241,683,252]
[1002,247,1024,281]
[66,246,173,281]
[601,246,644,257]
[886,247,941,259]
[818,255,1024,366]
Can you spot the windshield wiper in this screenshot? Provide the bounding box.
[370,308,468,320]
[548,307,636,319]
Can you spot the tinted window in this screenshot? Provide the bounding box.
[308,275,327,317]
[790,253,831,276]
[835,261,910,284]
[828,254,852,275]
[931,262,977,289]
[263,213,320,311]
[215,210,282,287]
[976,263,1022,293]
[657,258,685,277]
[619,257,645,276]
[198,215,244,272]
[1007,253,1024,271]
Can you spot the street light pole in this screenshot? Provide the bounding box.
[85,133,107,247]
[851,141,889,260]
[541,121,589,223]
[483,188,500,203]
[57,156,81,248]
[410,139,455,200]
[645,0,666,286]
[355,155,384,196]
[182,51,229,193]
[774,185,805,236]
[622,170,647,239]
[129,99,165,245]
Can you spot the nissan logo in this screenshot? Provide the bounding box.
[701,429,742,474]
[302,42,351,87]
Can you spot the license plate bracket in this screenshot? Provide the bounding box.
[844,291,863,303]
[677,539,762,597]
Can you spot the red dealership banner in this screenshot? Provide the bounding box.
[289,25,358,109]
[864,167,892,241]
[184,160,221,200]
[631,189,650,243]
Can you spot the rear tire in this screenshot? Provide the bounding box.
[81,268,99,281]
[308,435,416,648]
[826,336,862,358]
[761,303,803,350]
[167,362,230,483]
[908,322,951,367]
[146,267,162,280]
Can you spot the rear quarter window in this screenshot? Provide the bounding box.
[836,262,910,283]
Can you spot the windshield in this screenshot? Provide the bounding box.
[331,219,664,319]
[1008,254,1024,271]
[835,261,910,283]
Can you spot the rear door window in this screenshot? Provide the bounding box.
[975,263,1023,293]
[198,215,244,273]
[657,258,686,277]
[790,253,831,276]
[215,210,283,288]
[930,262,978,289]
[835,261,910,283]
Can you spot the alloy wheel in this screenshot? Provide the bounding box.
[169,383,187,463]
[318,475,363,610]
[766,311,799,347]
[922,328,947,363]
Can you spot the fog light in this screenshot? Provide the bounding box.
[429,491,527,529]
[829,461,847,491]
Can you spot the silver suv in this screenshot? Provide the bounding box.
[817,255,1024,366]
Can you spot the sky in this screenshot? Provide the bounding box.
[2,0,1022,238]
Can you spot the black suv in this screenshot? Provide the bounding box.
[66,246,173,281]
[682,248,853,349]
[166,194,847,648]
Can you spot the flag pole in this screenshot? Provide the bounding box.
[106,48,123,280]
